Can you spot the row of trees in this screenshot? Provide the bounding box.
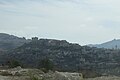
[6,58,54,72]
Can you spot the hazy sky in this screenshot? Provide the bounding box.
[0,0,120,45]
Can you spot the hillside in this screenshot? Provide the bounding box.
[1,39,120,77]
[0,33,30,51]
[88,39,120,49]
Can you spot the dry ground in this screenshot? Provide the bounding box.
[0,67,120,80]
[85,76,120,80]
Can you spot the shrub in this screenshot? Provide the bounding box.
[7,60,21,68]
[31,76,39,80]
[38,58,54,73]
[28,71,45,80]
[0,71,12,76]
[80,69,101,78]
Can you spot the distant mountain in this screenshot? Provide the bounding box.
[88,39,120,49]
[0,33,30,51]
[1,34,120,76]
[1,38,120,76]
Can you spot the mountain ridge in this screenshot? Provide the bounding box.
[0,33,120,76]
[0,38,120,76]
[88,39,120,49]
[0,33,30,51]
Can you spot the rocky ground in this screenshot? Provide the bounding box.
[85,76,120,80]
[0,67,120,80]
[0,76,29,80]
[0,76,120,80]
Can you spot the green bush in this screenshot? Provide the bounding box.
[38,58,54,73]
[7,60,21,68]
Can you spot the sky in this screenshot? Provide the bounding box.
[0,0,120,45]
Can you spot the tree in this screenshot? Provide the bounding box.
[38,58,54,72]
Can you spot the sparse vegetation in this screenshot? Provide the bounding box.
[38,58,54,73]
[0,71,12,76]
[80,69,101,78]
[30,76,39,80]
[7,60,22,68]
[28,70,45,80]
